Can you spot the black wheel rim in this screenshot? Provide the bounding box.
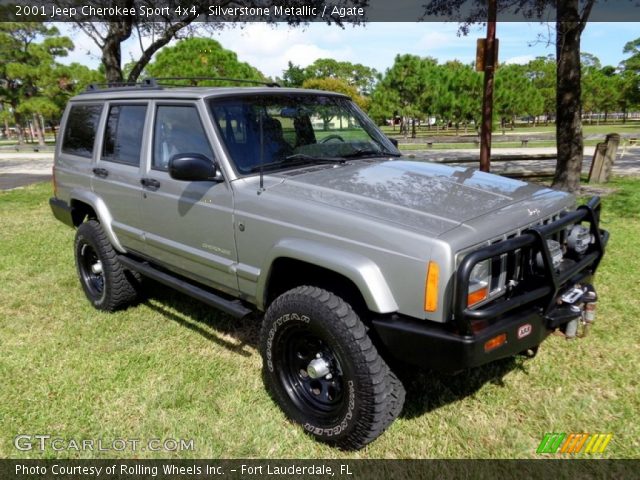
[277,324,346,424]
[78,242,104,297]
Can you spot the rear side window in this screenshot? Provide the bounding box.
[102,104,147,166]
[61,104,102,158]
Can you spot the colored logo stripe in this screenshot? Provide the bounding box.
[537,433,612,454]
[537,433,566,454]
[584,433,613,454]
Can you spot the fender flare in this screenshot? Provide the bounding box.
[69,189,126,253]
[257,238,398,314]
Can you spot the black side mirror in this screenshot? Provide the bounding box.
[168,153,223,182]
[388,137,399,148]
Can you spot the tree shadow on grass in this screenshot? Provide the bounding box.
[141,280,260,357]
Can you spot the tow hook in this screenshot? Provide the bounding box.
[560,284,597,340]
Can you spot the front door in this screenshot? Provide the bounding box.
[139,101,237,293]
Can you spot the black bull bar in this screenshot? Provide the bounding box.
[454,196,609,336]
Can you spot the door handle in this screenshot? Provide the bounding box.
[92,167,109,178]
[140,177,161,191]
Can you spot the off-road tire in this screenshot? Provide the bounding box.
[74,220,139,311]
[260,286,404,450]
[384,369,406,427]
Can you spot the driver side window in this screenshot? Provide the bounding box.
[153,105,214,171]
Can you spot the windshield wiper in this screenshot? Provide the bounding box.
[341,148,401,158]
[248,154,345,173]
[249,160,287,173]
[283,153,347,165]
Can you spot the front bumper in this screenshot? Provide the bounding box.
[372,307,553,373]
[371,196,608,373]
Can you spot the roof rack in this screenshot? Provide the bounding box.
[83,77,280,93]
[152,76,280,88]
[84,78,160,93]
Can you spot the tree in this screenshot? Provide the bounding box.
[302,77,369,110]
[525,55,556,124]
[424,0,603,192]
[55,0,367,84]
[496,63,544,128]
[144,38,265,85]
[368,85,398,127]
[438,61,482,134]
[375,54,429,137]
[280,61,310,87]
[303,58,379,95]
[619,37,640,121]
[622,37,640,72]
[0,23,77,144]
[582,60,621,124]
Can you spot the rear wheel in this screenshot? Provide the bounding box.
[260,286,404,450]
[74,220,139,311]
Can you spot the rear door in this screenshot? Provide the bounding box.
[139,101,238,293]
[91,102,149,252]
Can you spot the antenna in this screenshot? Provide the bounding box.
[258,110,264,194]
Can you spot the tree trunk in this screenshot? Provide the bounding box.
[33,114,45,146]
[102,36,124,84]
[11,101,25,144]
[101,22,134,84]
[552,3,584,193]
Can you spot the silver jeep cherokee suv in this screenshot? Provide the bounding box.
[50,80,608,450]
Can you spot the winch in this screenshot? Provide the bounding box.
[556,284,598,340]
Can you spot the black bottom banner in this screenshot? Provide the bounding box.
[1,459,638,480]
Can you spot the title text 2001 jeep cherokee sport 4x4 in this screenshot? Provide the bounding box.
[50,81,608,450]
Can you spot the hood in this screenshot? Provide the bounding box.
[270,160,569,236]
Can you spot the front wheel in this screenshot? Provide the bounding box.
[260,286,404,450]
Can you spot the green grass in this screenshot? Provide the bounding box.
[1,180,639,459]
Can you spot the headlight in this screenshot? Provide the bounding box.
[468,259,490,307]
[536,239,563,270]
[567,224,592,254]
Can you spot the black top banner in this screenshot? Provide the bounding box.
[1,0,640,23]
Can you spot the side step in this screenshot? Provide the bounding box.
[118,255,253,319]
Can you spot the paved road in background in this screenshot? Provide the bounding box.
[0,152,54,190]
[1,147,639,191]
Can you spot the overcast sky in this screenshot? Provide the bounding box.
[56,22,639,78]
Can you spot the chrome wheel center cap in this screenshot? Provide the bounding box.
[91,261,103,275]
[307,357,330,379]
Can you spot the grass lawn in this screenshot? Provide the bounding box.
[1,179,639,459]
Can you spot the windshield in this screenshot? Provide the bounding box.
[209,94,400,175]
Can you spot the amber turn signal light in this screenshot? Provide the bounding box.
[467,286,489,307]
[424,261,439,312]
[484,333,507,352]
